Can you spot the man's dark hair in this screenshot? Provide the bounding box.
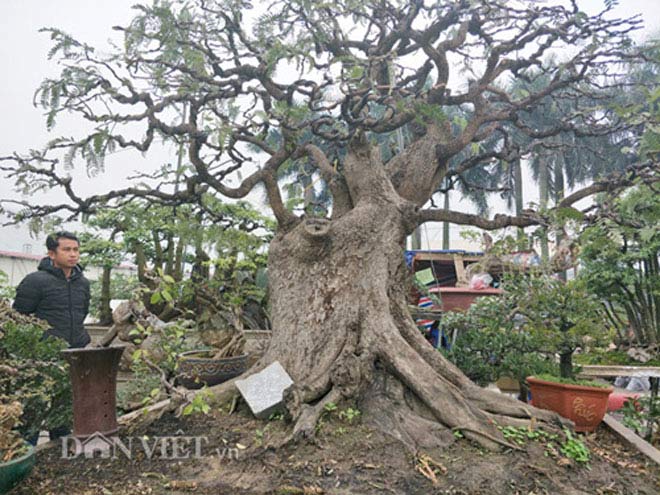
[46,231,79,252]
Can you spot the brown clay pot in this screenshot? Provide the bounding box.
[431,287,503,312]
[527,376,613,432]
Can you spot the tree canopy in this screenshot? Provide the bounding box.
[0,0,655,230]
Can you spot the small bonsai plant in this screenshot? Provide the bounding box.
[442,293,557,399]
[506,273,604,382]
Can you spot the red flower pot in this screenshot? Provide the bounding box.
[430,287,503,312]
[527,376,613,432]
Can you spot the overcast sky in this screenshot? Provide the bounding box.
[0,0,658,253]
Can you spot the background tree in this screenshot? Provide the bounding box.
[78,230,124,325]
[0,0,656,450]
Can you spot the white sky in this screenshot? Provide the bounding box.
[0,0,658,253]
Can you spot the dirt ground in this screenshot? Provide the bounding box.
[11,400,660,495]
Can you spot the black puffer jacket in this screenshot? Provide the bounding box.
[13,258,91,348]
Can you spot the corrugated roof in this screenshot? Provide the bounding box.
[0,250,42,261]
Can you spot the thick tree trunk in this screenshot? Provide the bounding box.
[214,134,571,453]
[259,200,567,452]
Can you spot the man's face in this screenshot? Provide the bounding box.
[48,238,80,270]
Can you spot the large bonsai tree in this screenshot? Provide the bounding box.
[1,0,657,450]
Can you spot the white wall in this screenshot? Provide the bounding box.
[0,254,136,286]
[0,256,37,286]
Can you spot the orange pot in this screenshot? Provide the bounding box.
[527,376,613,432]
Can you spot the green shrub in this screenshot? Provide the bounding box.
[441,296,557,387]
[0,322,72,440]
[506,273,605,379]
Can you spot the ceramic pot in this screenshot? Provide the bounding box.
[430,287,503,312]
[527,376,613,432]
[177,351,248,389]
[0,443,35,493]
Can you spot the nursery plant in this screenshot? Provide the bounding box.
[504,272,614,431]
[579,185,660,347]
[442,295,557,392]
[505,273,605,380]
[0,321,72,446]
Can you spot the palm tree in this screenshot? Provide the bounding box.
[507,72,634,261]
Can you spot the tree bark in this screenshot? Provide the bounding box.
[153,231,164,273]
[554,156,567,281]
[135,242,148,284]
[538,153,550,261]
[257,140,569,452]
[98,265,113,326]
[173,236,185,282]
[513,157,525,245]
[164,232,175,276]
[560,352,573,380]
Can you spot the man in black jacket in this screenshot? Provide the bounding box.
[13,231,91,348]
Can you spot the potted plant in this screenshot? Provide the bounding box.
[176,302,249,389]
[0,315,72,491]
[0,401,35,493]
[510,274,613,432]
[0,319,73,441]
[175,267,268,389]
[442,292,557,401]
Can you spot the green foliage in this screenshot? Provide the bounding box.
[127,317,206,412]
[574,349,660,367]
[79,231,124,269]
[317,402,361,433]
[0,323,72,440]
[505,273,605,379]
[560,429,590,464]
[441,296,557,387]
[0,269,15,300]
[182,388,213,416]
[531,374,609,389]
[498,424,559,447]
[495,423,589,465]
[88,273,140,319]
[622,395,660,443]
[443,272,606,383]
[116,371,161,413]
[338,407,361,424]
[579,185,660,346]
[131,319,195,378]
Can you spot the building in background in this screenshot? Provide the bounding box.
[0,249,136,286]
